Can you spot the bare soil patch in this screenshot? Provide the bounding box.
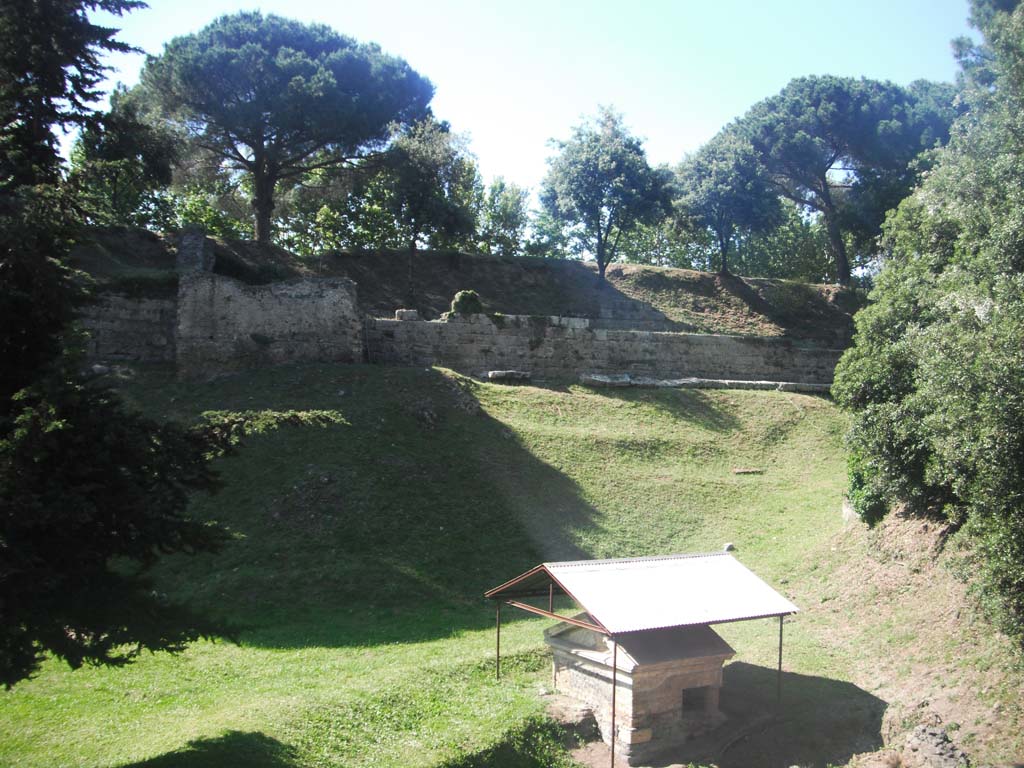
[800,512,1024,766]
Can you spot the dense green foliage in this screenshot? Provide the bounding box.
[618,201,834,283]
[140,11,434,242]
[375,118,481,254]
[833,0,1024,640]
[0,187,81,404]
[734,76,956,284]
[540,107,671,279]
[674,130,782,275]
[29,10,954,283]
[0,0,143,189]
[0,0,228,686]
[69,85,178,227]
[480,177,529,257]
[39,11,951,282]
[280,118,484,292]
[0,0,141,395]
[0,376,229,686]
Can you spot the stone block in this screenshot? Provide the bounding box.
[175,226,215,273]
[177,273,361,377]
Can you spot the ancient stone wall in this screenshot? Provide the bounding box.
[364,314,843,384]
[80,271,844,385]
[78,294,177,363]
[176,273,362,377]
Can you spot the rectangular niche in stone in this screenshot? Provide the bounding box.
[544,615,735,766]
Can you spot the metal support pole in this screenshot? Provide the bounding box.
[777,614,784,707]
[548,584,557,689]
[610,638,618,768]
[496,603,502,681]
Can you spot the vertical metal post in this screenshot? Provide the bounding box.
[777,614,784,707]
[548,585,557,688]
[496,603,502,681]
[610,638,618,768]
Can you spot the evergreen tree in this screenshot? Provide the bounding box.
[0,0,228,686]
[141,11,433,243]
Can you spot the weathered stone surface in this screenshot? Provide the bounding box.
[365,314,843,385]
[487,370,531,382]
[78,295,177,363]
[82,273,849,384]
[901,725,970,768]
[545,620,734,766]
[580,373,632,387]
[175,226,215,273]
[177,273,362,377]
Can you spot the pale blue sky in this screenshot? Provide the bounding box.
[90,0,974,192]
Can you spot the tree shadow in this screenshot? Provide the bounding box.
[716,273,856,345]
[117,731,298,768]
[137,364,603,650]
[651,661,885,768]
[436,716,571,768]
[330,250,680,324]
[570,384,741,434]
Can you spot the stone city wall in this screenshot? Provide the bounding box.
[364,313,843,385]
[176,273,363,377]
[78,294,177,363]
[80,272,844,385]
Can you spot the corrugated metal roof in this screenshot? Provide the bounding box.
[487,552,798,635]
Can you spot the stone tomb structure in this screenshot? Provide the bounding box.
[485,553,799,766]
[545,618,734,764]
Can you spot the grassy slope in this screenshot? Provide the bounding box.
[1,364,1019,767]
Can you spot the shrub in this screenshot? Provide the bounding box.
[832,0,1024,642]
[450,289,484,315]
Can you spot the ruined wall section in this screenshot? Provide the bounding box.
[365,314,843,385]
[176,273,362,377]
[78,295,177,363]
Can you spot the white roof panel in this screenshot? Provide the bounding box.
[542,552,798,634]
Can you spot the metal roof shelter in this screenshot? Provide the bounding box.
[485,552,799,767]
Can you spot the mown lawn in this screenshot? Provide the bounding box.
[0,363,856,767]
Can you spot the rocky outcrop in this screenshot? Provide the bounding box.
[901,725,970,768]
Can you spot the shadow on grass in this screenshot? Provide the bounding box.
[711,661,885,768]
[437,716,575,768]
[716,273,857,344]
[118,731,297,768]
[640,661,885,768]
[141,364,604,650]
[573,385,741,434]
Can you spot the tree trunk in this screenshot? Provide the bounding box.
[251,158,276,244]
[718,232,731,276]
[819,187,850,286]
[254,200,274,244]
[596,238,607,280]
[406,231,417,304]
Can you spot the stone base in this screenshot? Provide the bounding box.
[545,619,735,765]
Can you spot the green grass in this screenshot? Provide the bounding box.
[0,363,867,767]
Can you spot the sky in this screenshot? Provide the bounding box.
[89,0,975,193]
